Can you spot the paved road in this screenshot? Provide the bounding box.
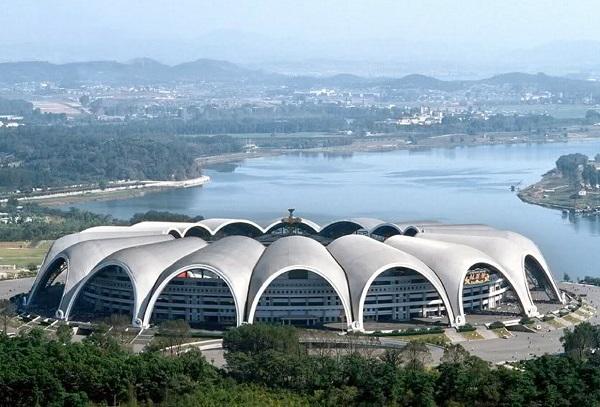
[0,277,34,300]
[462,283,600,363]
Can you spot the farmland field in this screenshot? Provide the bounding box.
[0,241,51,268]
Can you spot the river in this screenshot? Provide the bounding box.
[66,140,600,280]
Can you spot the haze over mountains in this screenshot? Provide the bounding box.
[2,33,600,79]
[2,58,600,98]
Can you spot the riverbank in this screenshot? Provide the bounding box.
[518,169,600,214]
[32,129,600,207]
[198,130,598,168]
[18,176,210,207]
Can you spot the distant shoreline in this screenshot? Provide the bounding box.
[198,131,600,168]
[22,176,210,207]
[33,131,600,208]
[518,171,600,214]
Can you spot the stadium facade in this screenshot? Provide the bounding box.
[27,215,565,331]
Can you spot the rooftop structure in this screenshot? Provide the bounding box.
[27,216,564,331]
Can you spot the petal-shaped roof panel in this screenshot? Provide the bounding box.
[384,235,536,324]
[140,236,265,327]
[419,228,563,303]
[30,230,169,303]
[327,234,457,328]
[247,235,352,326]
[57,234,174,319]
[72,237,205,326]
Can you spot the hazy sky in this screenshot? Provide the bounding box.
[1,0,599,66]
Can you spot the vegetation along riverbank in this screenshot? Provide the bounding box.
[519,152,600,213]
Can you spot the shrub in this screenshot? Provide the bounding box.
[520,317,535,325]
[488,321,505,329]
[457,324,476,332]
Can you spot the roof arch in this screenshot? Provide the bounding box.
[263,218,321,235]
[369,223,404,238]
[139,236,265,328]
[183,219,265,237]
[319,217,384,239]
[385,235,537,324]
[201,218,264,235]
[246,235,352,326]
[50,235,174,319]
[129,221,197,236]
[327,235,457,329]
[65,237,205,326]
[29,230,170,307]
[417,232,554,309]
[403,226,420,237]
[182,224,212,239]
[419,228,563,303]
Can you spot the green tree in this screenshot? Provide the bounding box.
[401,341,432,370]
[380,348,403,368]
[440,343,471,364]
[56,324,73,344]
[222,323,301,355]
[561,322,599,361]
[0,299,16,335]
[158,319,191,355]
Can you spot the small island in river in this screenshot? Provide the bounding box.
[519,153,600,213]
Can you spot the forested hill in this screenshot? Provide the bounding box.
[0,125,243,192]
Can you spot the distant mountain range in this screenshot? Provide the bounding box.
[0,58,278,86]
[1,58,600,96]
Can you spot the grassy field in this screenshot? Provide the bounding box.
[398,333,449,346]
[492,327,512,338]
[545,319,564,328]
[460,330,484,340]
[0,241,51,268]
[562,314,582,324]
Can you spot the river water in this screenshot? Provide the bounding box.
[67,140,600,279]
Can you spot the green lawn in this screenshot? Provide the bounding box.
[398,333,449,346]
[460,330,484,340]
[546,319,564,328]
[562,314,582,324]
[0,241,51,268]
[492,327,511,338]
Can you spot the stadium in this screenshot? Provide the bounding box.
[27,211,564,331]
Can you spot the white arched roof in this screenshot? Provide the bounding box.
[199,218,264,235]
[67,237,205,326]
[262,217,321,234]
[130,221,197,237]
[28,218,563,331]
[369,222,404,236]
[327,235,457,329]
[182,223,213,238]
[79,226,135,234]
[53,235,174,319]
[319,217,384,237]
[246,235,353,326]
[385,235,535,324]
[417,233,543,315]
[29,230,168,305]
[182,219,264,237]
[140,236,265,327]
[419,228,563,303]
